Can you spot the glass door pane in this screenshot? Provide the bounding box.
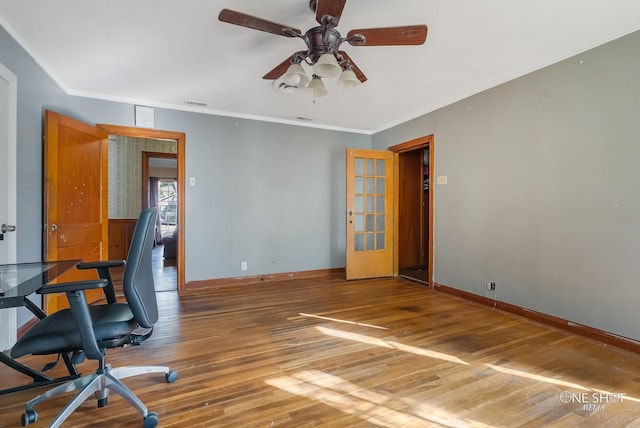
[353,156,386,252]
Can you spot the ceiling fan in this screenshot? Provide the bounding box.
[218,0,428,96]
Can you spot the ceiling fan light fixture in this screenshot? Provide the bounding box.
[308,75,328,98]
[313,53,342,78]
[220,5,428,99]
[337,68,361,89]
[282,63,309,87]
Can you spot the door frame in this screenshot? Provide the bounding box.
[98,124,186,291]
[0,61,17,350]
[389,135,434,289]
[0,62,16,264]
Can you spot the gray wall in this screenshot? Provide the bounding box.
[373,31,640,341]
[155,111,369,281]
[0,25,369,326]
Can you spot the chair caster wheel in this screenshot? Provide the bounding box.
[166,370,178,383]
[98,397,108,407]
[144,411,159,428]
[21,409,38,426]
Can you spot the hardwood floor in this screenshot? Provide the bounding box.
[2,276,640,427]
[151,245,177,292]
[399,267,430,285]
[109,244,177,295]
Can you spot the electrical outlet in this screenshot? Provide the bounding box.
[486,281,496,291]
[241,261,248,271]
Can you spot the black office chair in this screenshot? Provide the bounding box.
[11,208,177,428]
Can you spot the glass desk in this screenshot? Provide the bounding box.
[0,260,82,395]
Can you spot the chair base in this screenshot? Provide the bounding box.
[21,365,177,428]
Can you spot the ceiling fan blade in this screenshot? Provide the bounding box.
[218,9,301,37]
[347,25,428,46]
[338,51,367,83]
[315,0,347,27]
[263,57,295,80]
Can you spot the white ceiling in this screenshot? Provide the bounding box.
[1,1,639,134]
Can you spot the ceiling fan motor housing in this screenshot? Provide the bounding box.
[305,26,343,64]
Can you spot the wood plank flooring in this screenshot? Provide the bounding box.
[2,276,640,427]
[107,244,177,295]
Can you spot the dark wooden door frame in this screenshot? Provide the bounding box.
[388,135,434,289]
[98,124,186,292]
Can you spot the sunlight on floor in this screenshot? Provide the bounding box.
[295,312,389,330]
[486,364,640,403]
[316,326,469,365]
[264,314,639,426]
[266,370,494,428]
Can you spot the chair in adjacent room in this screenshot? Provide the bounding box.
[10,208,178,428]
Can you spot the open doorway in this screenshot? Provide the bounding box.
[142,153,178,291]
[108,139,179,292]
[389,135,434,288]
[100,124,186,292]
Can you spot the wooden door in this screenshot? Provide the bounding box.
[345,148,396,280]
[398,149,424,269]
[43,110,108,314]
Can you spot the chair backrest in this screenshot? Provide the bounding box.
[123,207,159,328]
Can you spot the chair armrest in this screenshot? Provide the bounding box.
[37,279,108,295]
[40,280,108,360]
[77,260,125,270]
[76,261,124,304]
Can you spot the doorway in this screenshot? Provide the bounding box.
[99,124,186,291]
[389,135,434,288]
[143,153,178,292]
